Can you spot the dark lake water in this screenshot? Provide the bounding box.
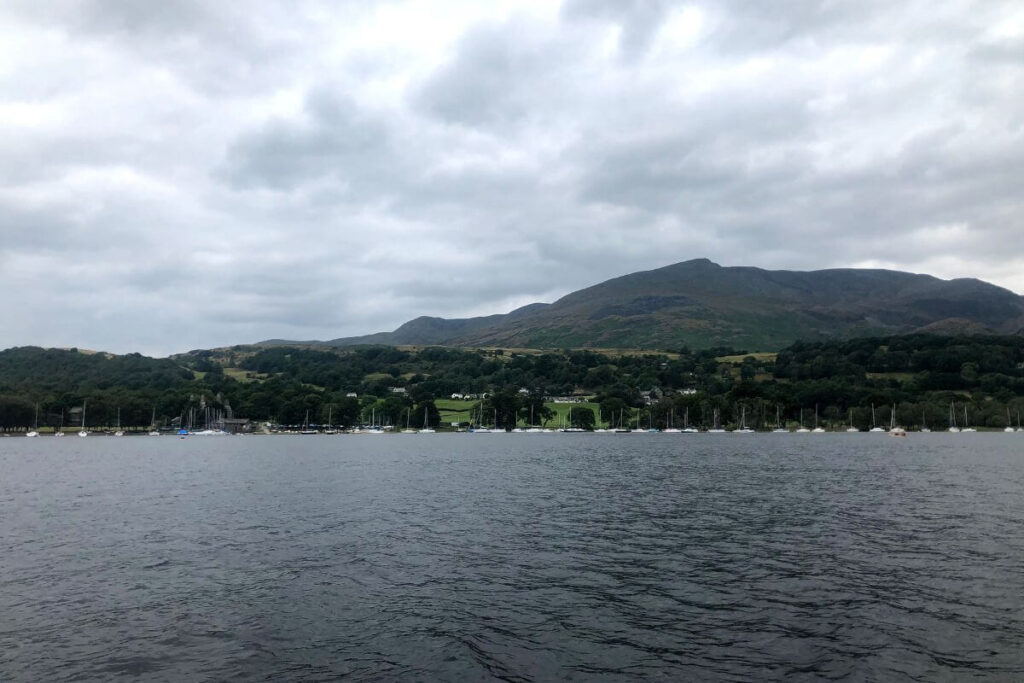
[2,433,1023,682]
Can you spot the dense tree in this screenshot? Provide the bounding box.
[569,406,596,430]
[484,387,522,430]
[599,397,629,428]
[1,334,1023,430]
[519,391,555,426]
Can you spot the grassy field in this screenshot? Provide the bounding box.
[716,351,778,364]
[546,401,604,427]
[434,398,608,427]
[363,372,394,382]
[866,372,915,382]
[435,399,478,425]
[223,367,264,382]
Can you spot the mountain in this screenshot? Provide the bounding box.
[271,259,1024,351]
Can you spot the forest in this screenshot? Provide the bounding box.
[0,334,1022,431]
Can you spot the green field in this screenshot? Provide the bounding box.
[716,351,778,364]
[866,372,915,382]
[223,367,264,382]
[434,398,607,427]
[434,399,478,425]
[546,401,604,427]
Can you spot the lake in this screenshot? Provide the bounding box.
[1,433,1023,681]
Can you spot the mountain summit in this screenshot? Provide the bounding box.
[279,259,1024,350]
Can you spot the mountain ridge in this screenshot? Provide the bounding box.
[260,259,1024,351]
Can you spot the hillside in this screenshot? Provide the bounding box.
[295,259,1024,350]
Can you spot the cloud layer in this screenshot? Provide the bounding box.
[2,0,1022,354]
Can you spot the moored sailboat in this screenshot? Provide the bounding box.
[772,405,789,433]
[681,407,698,433]
[869,404,886,433]
[419,407,436,433]
[961,404,976,433]
[845,408,859,433]
[735,405,754,433]
[26,403,39,437]
[78,400,88,437]
[811,404,825,433]
[795,408,810,433]
[707,408,727,433]
[663,408,681,433]
[148,406,160,436]
[888,403,906,437]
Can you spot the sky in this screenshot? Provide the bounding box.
[2,0,1023,356]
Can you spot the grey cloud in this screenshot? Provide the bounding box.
[699,0,913,54]
[57,0,211,36]
[2,0,345,97]
[412,19,578,128]
[221,90,394,192]
[1,0,1022,355]
[573,91,817,212]
[970,37,1024,65]
[561,0,674,59]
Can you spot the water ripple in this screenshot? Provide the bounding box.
[1,434,1023,681]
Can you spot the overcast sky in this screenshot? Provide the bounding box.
[2,1,1023,355]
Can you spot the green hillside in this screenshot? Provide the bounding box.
[305,259,1024,351]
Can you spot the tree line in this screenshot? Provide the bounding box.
[0,334,1022,430]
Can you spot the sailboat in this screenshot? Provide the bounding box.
[812,404,825,433]
[644,408,659,433]
[735,405,754,433]
[1005,407,1015,433]
[663,408,681,433]
[772,406,789,433]
[468,404,487,433]
[920,407,931,433]
[419,407,436,433]
[682,407,698,433]
[961,404,977,433]
[869,404,886,432]
[114,408,124,437]
[888,403,907,437]
[795,408,810,433]
[628,408,646,434]
[845,408,859,433]
[612,408,629,433]
[55,410,65,437]
[148,406,160,436]
[26,403,39,437]
[548,405,565,432]
[367,408,384,434]
[559,405,582,432]
[401,408,416,433]
[948,401,960,433]
[707,408,727,433]
[78,400,88,437]
[300,409,317,435]
[323,406,337,434]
